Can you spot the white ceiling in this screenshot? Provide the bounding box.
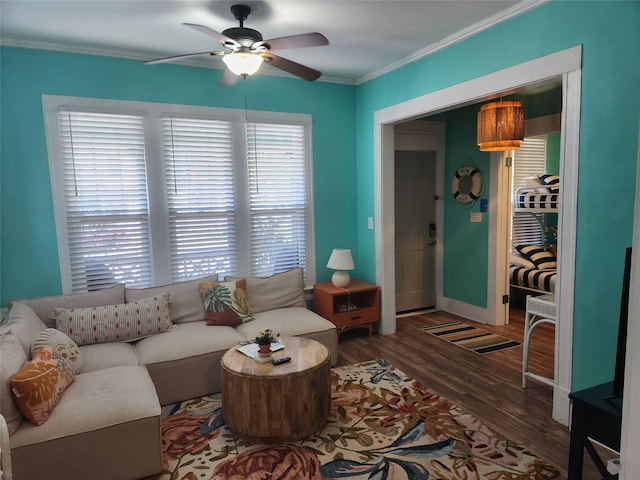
[0,0,542,84]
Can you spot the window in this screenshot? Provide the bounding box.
[44,96,315,293]
[163,116,237,281]
[511,135,547,248]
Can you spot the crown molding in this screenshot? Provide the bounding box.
[355,0,549,85]
[0,37,356,86]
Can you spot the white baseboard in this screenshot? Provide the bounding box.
[437,296,491,324]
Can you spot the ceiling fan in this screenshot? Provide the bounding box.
[145,4,329,86]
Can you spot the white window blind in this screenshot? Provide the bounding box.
[511,135,547,248]
[163,117,237,280]
[247,123,308,276]
[57,110,152,291]
[45,96,315,293]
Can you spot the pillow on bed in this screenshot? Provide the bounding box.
[538,174,560,193]
[510,252,536,269]
[515,245,557,270]
[526,177,548,193]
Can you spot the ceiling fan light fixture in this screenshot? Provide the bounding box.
[222,52,264,76]
[477,100,524,152]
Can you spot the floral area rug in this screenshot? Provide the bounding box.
[147,359,559,480]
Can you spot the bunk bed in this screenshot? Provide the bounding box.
[510,175,559,294]
[510,258,556,293]
[513,185,560,213]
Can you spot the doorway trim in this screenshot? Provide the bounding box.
[373,46,581,424]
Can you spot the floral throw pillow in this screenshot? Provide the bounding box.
[31,328,83,374]
[10,345,75,425]
[200,279,255,326]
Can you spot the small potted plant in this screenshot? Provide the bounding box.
[255,329,276,357]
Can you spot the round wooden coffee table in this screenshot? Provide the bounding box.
[221,336,330,443]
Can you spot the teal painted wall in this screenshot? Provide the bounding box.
[356,1,640,390]
[0,48,358,302]
[442,106,490,308]
[546,133,561,175]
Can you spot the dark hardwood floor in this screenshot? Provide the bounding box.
[335,307,609,480]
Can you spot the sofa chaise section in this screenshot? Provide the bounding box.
[9,365,161,480]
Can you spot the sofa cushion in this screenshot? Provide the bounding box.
[78,342,139,374]
[1,332,27,434]
[7,283,126,328]
[200,279,255,325]
[225,268,305,313]
[234,307,336,339]
[125,274,217,324]
[135,321,245,366]
[31,328,83,374]
[0,302,46,357]
[10,345,75,426]
[54,293,174,346]
[8,365,160,449]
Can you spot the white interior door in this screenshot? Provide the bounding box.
[395,151,436,312]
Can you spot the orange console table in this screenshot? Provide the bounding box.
[313,280,380,340]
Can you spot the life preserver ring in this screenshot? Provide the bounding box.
[451,166,483,204]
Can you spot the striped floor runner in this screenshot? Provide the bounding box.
[418,321,521,354]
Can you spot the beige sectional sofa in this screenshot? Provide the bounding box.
[0,268,337,480]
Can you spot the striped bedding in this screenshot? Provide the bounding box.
[515,192,559,210]
[510,265,556,293]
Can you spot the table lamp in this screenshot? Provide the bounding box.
[327,248,355,288]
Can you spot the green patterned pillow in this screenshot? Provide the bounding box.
[54,293,174,346]
[200,279,255,326]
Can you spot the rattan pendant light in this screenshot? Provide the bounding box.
[477,100,524,152]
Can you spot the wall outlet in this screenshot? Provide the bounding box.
[368,217,374,229]
[470,212,482,223]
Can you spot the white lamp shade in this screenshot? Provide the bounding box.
[222,52,264,76]
[327,249,354,271]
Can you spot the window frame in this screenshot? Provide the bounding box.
[43,95,316,292]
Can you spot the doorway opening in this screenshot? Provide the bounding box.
[393,120,444,315]
[374,46,581,425]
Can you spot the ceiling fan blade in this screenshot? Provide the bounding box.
[261,52,321,81]
[256,32,328,51]
[220,68,240,87]
[183,22,239,48]
[144,51,222,65]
